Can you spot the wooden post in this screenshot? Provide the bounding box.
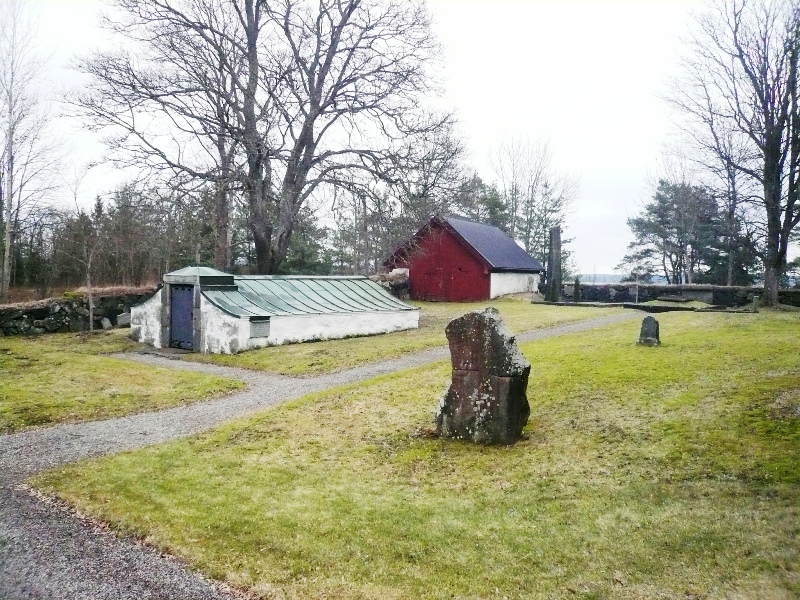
[546,227,562,302]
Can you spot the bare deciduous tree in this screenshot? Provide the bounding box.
[491,138,578,263]
[72,0,243,270]
[0,0,59,300]
[75,0,444,275]
[670,0,800,304]
[329,118,465,274]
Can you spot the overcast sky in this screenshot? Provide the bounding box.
[36,0,701,275]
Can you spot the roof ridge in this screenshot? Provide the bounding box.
[443,213,501,228]
[234,275,367,280]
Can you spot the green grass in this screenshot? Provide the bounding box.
[641,299,711,308]
[185,299,619,375]
[33,311,800,598]
[0,330,244,433]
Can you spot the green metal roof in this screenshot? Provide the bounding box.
[201,275,417,319]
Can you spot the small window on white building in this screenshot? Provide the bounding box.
[250,320,270,338]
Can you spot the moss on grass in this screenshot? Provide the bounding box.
[34,311,800,598]
[0,330,244,433]
[185,299,619,375]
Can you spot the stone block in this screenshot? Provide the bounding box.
[43,316,65,331]
[436,307,530,445]
[637,316,660,346]
[445,308,530,376]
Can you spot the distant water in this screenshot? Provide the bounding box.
[575,274,623,284]
[576,274,669,284]
[576,275,797,287]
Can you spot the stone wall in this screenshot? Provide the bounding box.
[561,283,800,307]
[369,269,410,300]
[0,289,156,336]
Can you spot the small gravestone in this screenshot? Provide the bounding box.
[637,315,660,346]
[435,307,531,444]
[101,317,113,330]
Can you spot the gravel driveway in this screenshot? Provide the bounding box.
[0,311,637,599]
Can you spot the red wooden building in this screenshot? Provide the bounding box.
[384,215,544,301]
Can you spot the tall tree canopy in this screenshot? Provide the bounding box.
[0,0,59,301]
[490,138,577,265]
[670,0,800,303]
[620,180,758,285]
[73,0,444,274]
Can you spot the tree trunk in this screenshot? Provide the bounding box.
[686,250,693,284]
[251,222,272,274]
[242,0,274,275]
[1,183,11,301]
[763,262,779,307]
[213,121,233,271]
[85,245,94,333]
[248,175,273,273]
[1,123,14,301]
[265,215,293,274]
[265,108,317,274]
[762,139,784,306]
[726,234,734,286]
[213,181,229,271]
[361,194,369,274]
[726,171,738,287]
[762,203,782,307]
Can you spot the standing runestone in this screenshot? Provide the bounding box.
[637,315,660,346]
[435,307,531,444]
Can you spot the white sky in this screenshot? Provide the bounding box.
[35,0,702,274]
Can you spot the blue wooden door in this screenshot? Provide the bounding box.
[170,285,194,350]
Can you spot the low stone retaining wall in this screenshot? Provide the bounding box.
[369,270,410,300]
[564,283,800,307]
[0,289,156,336]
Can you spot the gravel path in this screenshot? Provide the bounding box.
[0,311,637,599]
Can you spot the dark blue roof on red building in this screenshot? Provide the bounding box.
[385,214,545,273]
[443,215,544,272]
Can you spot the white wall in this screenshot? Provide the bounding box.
[489,272,540,298]
[140,293,421,354]
[268,309,420,346]
[199,296,249,354]
[130,291,163,348]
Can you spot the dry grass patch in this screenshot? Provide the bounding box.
[0,330,244,433]
[185,299,619,375]
[34,310,800,598]
[771,389,800,421]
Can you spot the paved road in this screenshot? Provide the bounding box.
[0,311,638,599]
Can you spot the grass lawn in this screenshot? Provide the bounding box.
[185,299,620,376]
[33,311,800,598]
[0,330,244,433]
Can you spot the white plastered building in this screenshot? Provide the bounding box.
[131,267,419,354]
